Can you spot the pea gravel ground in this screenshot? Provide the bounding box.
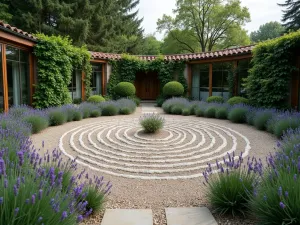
[31,105,277,225]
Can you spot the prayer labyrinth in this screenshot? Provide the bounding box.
[59,117,251,180]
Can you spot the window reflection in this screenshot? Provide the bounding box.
[68,70,82,100]
[191,64,209,100]
[91,63,102,95]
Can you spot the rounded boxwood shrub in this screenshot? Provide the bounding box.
[102,105,119,116]
[163,81,184,97]
[215,108,228,119]
[120,107,131,115]
[114,82,136,97]
[171,105,183,115]
[228,108,248,123]
[195,108,205,117]
[227,96,249,105]
[90,109,101,117]
[204,107,216,118]
[140,114,165,133]
[253,111,273,130]
[87,95,105,103]
[182,108,190,116]
[23,115,49,134]
[48,110,67,126]
[207,96,224,103]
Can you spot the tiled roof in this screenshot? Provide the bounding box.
[0,21,36,40]
[91,45,254,62]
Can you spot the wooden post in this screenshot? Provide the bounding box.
[29,53,34,105]
[2,44,8,112]
[81,71,85,100]
[233,61,238,96]
[209,63,213,96]
[187,64,192,97]
[102,63,105,96]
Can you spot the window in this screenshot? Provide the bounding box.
[68,70,82,100]
[212,62,232,100]
[0,44,3,111]
[191,64,209,100]
[237,59,251,96]
[6,46,30,107]
[91,63,102,95]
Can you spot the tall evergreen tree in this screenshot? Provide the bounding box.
[279,0,300,31]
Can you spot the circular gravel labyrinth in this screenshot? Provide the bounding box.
[59,117,251,180]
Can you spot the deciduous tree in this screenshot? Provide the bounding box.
[250,21,284,43]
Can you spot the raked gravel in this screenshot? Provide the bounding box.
[30,106,276,225]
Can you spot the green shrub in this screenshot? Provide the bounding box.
[120,107,131,115]
[273,118,300,138]
[73,110,82,121]
[246,109,256,125]
[253,111,273,130]
[102,105,119,116]
[207,168,255,216]
[48,110,67,126]
[228,108,248,123]
[182,108,190,116]
[227,97,249,105]
[114,82,136,97]
[195,108,205,117]
[73,98,82,104]
[215,108,228,119]
[83,186,106,215]
[204,107,216,118]
[90,109,101,117]
[156,97,166,107]
[163,81,184,97]
[87,95,105,103]
[103,95,112,101]
[161,98,189,113]
[23,115,49,134]
[140,114,165,133]
[128,96,140,106]
[207,96,224,103]
[171,105,183,115]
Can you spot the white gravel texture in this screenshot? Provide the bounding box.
[30,105,277,225]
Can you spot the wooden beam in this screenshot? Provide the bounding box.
[81,71,85,100]
[90,59,108,63]
[0,31,35,47]
[187,64,192,97]
[2,44,8,112]
[233,61,238,96]
[102,63,105,96]
[209,64,212,97]
[188,54,252,64]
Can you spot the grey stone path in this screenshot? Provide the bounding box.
[141,102,162,114]
[101,207,217,225]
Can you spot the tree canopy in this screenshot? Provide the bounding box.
[250,21,285,43]
[279,0,300,31]
[157,0,251,53]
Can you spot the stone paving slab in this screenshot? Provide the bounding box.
[165,207,218,225]
[101,209,153,225]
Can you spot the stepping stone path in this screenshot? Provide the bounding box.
[141,102,159,114]
[101,207,217,225]
[165,207,218,225]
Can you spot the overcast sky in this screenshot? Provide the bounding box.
[137,0,286,40]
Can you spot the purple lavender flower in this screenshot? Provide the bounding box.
[279,202,286,209]
[14,207,19,216]
[61,211,68,221]
[285,191,288,198]
[77,215,83,223]
[0,158,6,175]
[31,194,36,204]
[17,151,24,166]
[0,197,3,204]
[25,199,29,204]
[13,185,18,196]
[38,189,43,200]
[4,179,8,188]
[38,217,43,222]
[278,187,282,196]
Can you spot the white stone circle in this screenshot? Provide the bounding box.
[59,117,251,180]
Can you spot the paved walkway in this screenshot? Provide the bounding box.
[101,207,218,225]
[140,102,163,114]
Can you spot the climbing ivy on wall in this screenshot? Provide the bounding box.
[245,31,300,109]
[107,54,188,97]
[33,34,92,108]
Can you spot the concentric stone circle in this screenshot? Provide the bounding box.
[59,117,251,180]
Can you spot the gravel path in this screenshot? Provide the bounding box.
[30,105,277,224]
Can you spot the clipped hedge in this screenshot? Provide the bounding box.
[87,95,105,103]
[207,96,224,103]
[114,82,136,97]
[227,96,249,105]
[163,81,184,97]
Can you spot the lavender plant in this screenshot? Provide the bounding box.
[140,113,165,133]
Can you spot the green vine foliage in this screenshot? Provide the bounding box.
[33,34,92,108]
[107,54,188,97]
[245,31,300,109]
[227,68,237,98]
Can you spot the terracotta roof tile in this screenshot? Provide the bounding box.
[0,21,36,40]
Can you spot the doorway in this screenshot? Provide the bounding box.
[135,71,160,100]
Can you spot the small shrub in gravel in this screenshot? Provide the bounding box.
[207,96,224,103]
[73,110,83,121]
[182,108,190,116]
[253,111,274,130]
[23,114,49,134]
[203,153,258,217]
[171,105,183,115]
[90,109,101,117]
[102,105,119,116]
[228,108,248,123]
[120,107,131,115]
[87,95,105,103]
[48,109,67,126]
[215,108,228,119]
[204,107,216,118]
[140,113,165,133]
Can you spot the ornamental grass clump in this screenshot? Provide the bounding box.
[61,104,79,122]
[79,102,98,118]
[215,107,228,119]
[140,113,165,133]
[253,109,275,131]
[273,112,300,138]
[100,101,119,116]
[204,107,216,118]
[203,153,260,217]
[23,113,49,134]
[228,105,249,123]
[48,108,68,126]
